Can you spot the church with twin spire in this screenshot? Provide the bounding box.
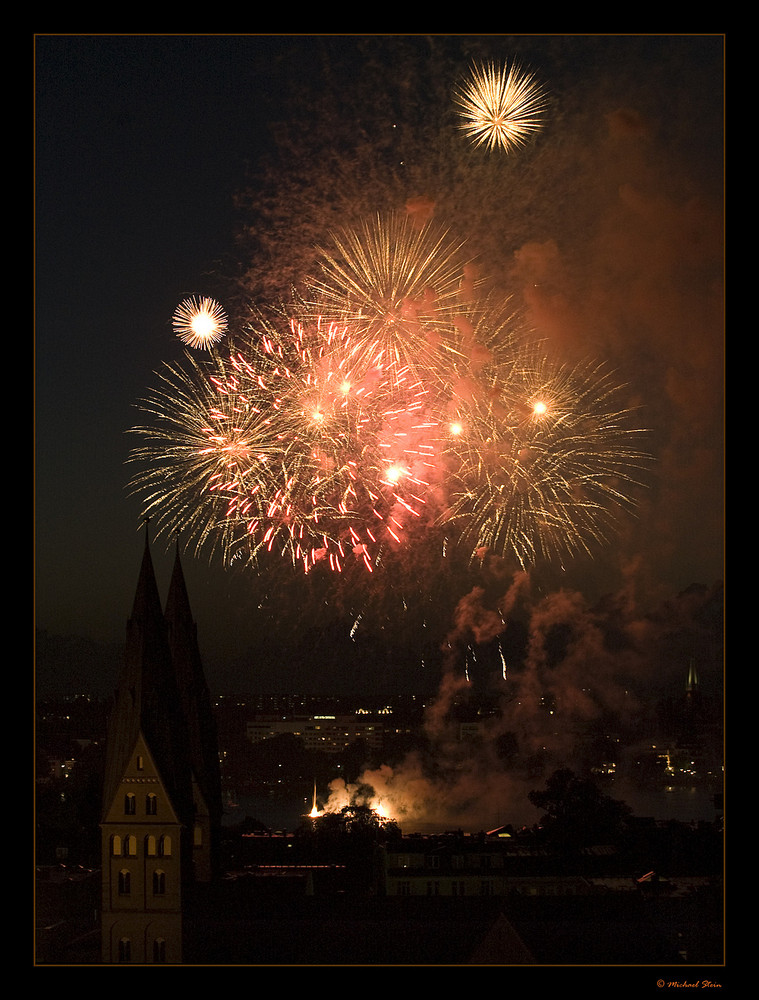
[99,528,222,964]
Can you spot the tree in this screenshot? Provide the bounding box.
[528,768,632,852]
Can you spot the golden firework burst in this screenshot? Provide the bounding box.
[454,61,547,154]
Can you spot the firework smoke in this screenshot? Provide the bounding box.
[316,575,721,832]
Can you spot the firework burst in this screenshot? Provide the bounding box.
[129,305,450,573]
[130,276,650,577]
[453,61,547,154]
[443,351,651,569]
[305,213,475,383]
[172,296,228,349]
[127,348,283,563]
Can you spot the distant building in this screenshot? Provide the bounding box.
[99,531,222,964]
[380,836,593,898]
[246,714,384,754]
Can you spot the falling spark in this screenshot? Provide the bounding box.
[499,642,508,680]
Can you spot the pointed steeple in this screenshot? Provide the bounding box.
[130,519,165,627]
[102,524,194,839]
[164,538,223,877]
[165,535,196,638]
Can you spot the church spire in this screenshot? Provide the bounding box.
[165,535,199,647]
[130,519,165,625]
[102,525,194,837]
[686,657,699,695]
[164,536,223,879]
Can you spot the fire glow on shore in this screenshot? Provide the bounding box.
[307,779,394,824]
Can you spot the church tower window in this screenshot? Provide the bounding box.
[118,869,131,895]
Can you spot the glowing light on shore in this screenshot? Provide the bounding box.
[308,781,321,818]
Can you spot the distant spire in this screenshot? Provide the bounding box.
[686,658,699,694]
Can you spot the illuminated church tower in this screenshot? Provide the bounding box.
[100,529,221,964]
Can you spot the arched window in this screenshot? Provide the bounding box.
[110,834,122,857]
[124,835,137,857]
[118,869,131,895]
[124,792,136,815]
[145,834,157,857]
[159,835,172,857]
[153,938,166,963]
[152,869,166,894]
[146,792,158,815]
[118,937,132,962]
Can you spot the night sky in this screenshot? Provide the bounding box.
[35,35,724,707]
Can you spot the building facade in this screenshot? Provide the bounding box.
[99,532,222,964]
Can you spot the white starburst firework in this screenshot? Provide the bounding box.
[454,61,547,154]
[172,296,229,349]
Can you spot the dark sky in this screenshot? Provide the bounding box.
[34,34,724,702]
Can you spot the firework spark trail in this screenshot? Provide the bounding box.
[453,61,548,154]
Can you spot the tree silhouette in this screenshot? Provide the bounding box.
[529,768,632,852]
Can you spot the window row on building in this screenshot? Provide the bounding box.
[116,868,170,896]
[123,791,159,815]
[117,936,168,963]
[387,874,592,897]
[389,851,507,871]
[392,878,498,896]
[110,833,173,858]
